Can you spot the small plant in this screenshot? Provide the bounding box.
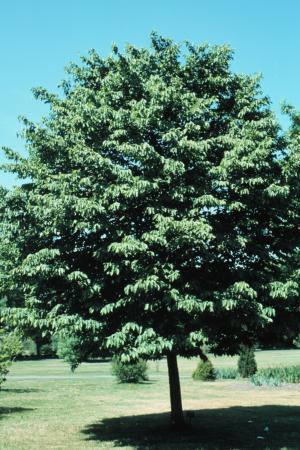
[0,329,22,389]
[238,345,257,378]
[251,365,300,386]
[215,367,239,379]
[0,363,9,387]
[112,358,148,383]
[55,335,88,372]
[192,359,216,381]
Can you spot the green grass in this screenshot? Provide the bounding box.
[0,350,300,449]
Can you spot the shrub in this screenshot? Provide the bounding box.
[0,363,9,387]
[251,365,300,386]
[0,329,22,389]
[55,335,88,372]
[21,338,37,357]
[293,334,300,348]
[215,367,239,379]
[238,345,257,378]
[112,358,148,383]
[192,359,216,381]
[40,342,56,357]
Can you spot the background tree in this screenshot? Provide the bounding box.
[1,34,299,428]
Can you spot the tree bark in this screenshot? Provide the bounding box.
[167,352,185,429]
[199,350,208,362]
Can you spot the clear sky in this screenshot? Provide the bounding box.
[1,0,300,187]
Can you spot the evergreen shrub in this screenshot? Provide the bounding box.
[238,345,257,378]
[192,359,216,381]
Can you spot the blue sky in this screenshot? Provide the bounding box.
[1,0,300,187]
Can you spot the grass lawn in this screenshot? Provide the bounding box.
[0,350,300,449]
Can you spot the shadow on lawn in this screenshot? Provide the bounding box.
[1,388,42,393]
[82,405,300,449]
[0,407,35,419]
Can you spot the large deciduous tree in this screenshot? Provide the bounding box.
[257,104,300,349]
[1,34,299,428]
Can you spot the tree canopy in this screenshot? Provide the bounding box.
[1,34,299,427]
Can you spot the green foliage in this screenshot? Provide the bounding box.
[293,334,300,348]
[0,361,9,387]
[55,334,90,372]
[192,359,216,381]
[0,328,22,388]
[40,342,56,357]
[238,345,257,378]
[251,366,300,386]
[215,367,239,379]
[0,33,299,366]
[111,358,148,383]
[21,338,37,357]
[1,331,23,360]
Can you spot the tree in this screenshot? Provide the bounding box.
[257,104,300,350]
[1,34,299,428]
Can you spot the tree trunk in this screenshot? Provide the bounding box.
[167,352,185,429]
[199,350,208,362]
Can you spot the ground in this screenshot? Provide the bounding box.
[0,350,300,449]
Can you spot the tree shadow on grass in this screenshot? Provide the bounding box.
[1,388,42,393]
[82,405,300,449]
[86,358,112,363]
[0,407,35,419]
[116,381,156,385]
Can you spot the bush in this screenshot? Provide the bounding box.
[40,342,56,357]
[251,365,300,386]
[55,335,88,372]
[238,345,257,378]
[0,363,9,387]
[112,358,148,383]
[192,359,216,381]
[21,338,37,357]
[293,334,300,348]
[0,329,22,389]
[215,367,239,380]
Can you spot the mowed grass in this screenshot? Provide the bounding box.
[0,350,299,449]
